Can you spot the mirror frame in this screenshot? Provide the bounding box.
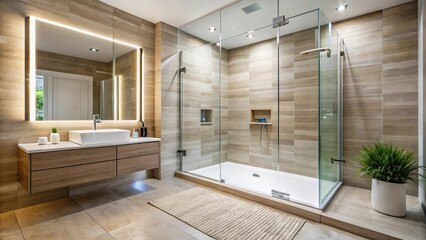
[25,16,144,122]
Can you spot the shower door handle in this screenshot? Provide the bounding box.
[331,158,345,164]
[300,48,331,57]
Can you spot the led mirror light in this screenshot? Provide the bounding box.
[28,16,144,122]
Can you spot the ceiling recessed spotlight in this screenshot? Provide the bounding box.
[208,27,216,32]
[89,48,99,52]
[336,4,348,11]
[247,31,255,39]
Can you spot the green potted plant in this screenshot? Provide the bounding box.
[357,142,425,217]
[50,127,60,144]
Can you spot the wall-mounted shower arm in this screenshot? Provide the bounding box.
[300,47,331,57]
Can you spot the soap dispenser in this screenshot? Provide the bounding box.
[140,120,147,137]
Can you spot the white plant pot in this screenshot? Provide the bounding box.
[371,179,406,217]
[50,133,60,144]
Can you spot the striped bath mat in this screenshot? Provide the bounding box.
[149,187,305,240]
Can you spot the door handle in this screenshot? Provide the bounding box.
[300,47,331,57]
[331,158,346,164]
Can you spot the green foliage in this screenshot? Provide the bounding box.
[35,89,43,110]
[35,89,44,121]
[357,142,425,185]
[52,127,57,133]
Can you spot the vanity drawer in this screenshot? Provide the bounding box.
[117,153,160,176]
[31,160,116,193]
[117,142,160,159]
[31,146,116,170]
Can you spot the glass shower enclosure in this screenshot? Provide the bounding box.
[177,0,344,209]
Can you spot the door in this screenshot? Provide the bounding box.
[318,14,343,208]
[38,70,93,120]
[179,43,222,181]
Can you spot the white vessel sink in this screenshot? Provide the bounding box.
[69,129,130,145]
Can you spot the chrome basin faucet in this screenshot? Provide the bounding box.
[93,114,102,130]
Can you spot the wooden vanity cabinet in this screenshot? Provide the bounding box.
[18,141,161,194]
[117,142,160,176]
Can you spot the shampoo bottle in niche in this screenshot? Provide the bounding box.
[140,121,147,137]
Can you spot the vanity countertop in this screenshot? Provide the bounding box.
[18,137,161,153]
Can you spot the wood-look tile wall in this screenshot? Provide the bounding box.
[0,0,155,212]
[335,1,418,195]
[227,29,319,178]
[155,23,180,177]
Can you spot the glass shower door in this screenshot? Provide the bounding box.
[179,43,222,182]
[318,14,343,208]
[276,9,322,208]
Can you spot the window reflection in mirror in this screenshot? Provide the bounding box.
[30,17,141,121]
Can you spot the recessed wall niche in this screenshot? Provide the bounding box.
[200,109,212,126]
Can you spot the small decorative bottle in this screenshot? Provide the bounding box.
[50,127,60,144]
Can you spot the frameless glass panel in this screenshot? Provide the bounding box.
[318,12,342,208]
[277,9,321,208]
[180,42,222,181]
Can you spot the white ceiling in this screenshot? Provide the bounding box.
[100,0,240,27]
[100,0,415,27]
[101,0,415,49]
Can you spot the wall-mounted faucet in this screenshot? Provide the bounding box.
[93,114,102,130]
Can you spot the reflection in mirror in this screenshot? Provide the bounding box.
[29,17,141,121]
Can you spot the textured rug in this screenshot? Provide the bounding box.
[149,187,305,240]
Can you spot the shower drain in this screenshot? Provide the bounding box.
[252,173,260,177]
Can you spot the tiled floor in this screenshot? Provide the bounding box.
[322,186,426,240]
[1,177,365,240]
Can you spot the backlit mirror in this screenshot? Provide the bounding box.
[28,17,142,121]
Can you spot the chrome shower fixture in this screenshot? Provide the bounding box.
[272,15,289,28]
[300,47,331,58]
[178,67,187,73]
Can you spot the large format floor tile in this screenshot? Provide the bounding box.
[294,222,366,240]
[322,186,426,240]
[4,177,397,240]
[14,198,81,228]
[81,197,148,232]
[109,210,198,240]
[71,189,123,210]
[20,211,107,240]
